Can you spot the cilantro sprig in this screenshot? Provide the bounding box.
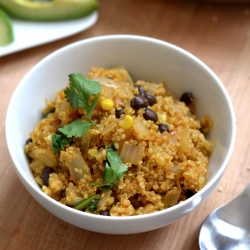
[64,73,101,124]
[51,73,101,154]
[52,134,72,154]
[92,143,128,190]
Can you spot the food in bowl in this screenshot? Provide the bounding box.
[24,66,213,216]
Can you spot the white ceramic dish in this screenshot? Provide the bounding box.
[5,35,236,234]
[0,11,98,57]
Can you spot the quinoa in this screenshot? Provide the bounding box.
[25,66,213,216]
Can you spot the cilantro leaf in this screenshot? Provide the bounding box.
[52,133,72,154]
[92,143,128,190]
[51,73,101,154]
[64,73,101,123]
[58,119,92,138]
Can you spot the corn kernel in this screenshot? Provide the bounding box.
[158,112,167,123]
[119,115,133,129]
[101,99,114,110]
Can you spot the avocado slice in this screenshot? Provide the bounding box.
[0,8,14,46]
[0,0,99,21]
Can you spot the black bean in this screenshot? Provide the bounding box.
[143,109,158,122]
[185,189,195,199]
[136,85,147,97]
[100,210,110,216]
[158,124,169,133]
[42,167,54,186]
[60,189,66,199]
[180,92,194,106]
[25,138,32,145]
[146,95,157,106]
[115,108,125,118]
[131,96,149,110]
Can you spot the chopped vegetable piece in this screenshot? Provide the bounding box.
[133,118,150,139]
[60,146,90,183]
[101,122,116,135]
[161,187,181,208]
[75,130,91,158]
[74,194,100,211]
[120,142,144,164]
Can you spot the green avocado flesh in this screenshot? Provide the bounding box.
[0,8,14,46]
[0,0,99,21]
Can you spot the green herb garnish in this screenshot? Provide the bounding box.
[52,133,72,154]
[58,119,92,138]
[74,194,100,211]
[51,73,101,154]
[92,143,128,190]
[64,73,101,124]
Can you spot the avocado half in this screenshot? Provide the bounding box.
[0,0,99,21]
[0,8,14,46]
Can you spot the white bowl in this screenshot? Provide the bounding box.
[5,35,236,234]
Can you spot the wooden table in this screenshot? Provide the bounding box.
[1,1,250,249]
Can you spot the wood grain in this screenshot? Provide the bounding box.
[1,0,250,249]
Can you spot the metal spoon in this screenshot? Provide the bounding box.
[199,182,250,250]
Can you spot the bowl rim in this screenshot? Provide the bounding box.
[5,34,237,221]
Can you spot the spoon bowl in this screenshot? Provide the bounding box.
[199,182,250,250]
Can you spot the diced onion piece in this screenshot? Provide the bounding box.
[178,129,193,153]
[76,130,91,158]
[161,187,181,208]
[101,123,116,135]
[141,203,155,214]
[114,96,125,107]
[120,142,144,164]
[97,190,114,210]
[133,118,150,140]
[146,82,158,95]
[111,66,134,85]
[30,160,44,174]
[65,196,84,206]
[61,147,90,183]
[35,148,57,167]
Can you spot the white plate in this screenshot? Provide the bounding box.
[0,11,98,57]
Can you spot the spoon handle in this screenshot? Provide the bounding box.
[242,181,250,198]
